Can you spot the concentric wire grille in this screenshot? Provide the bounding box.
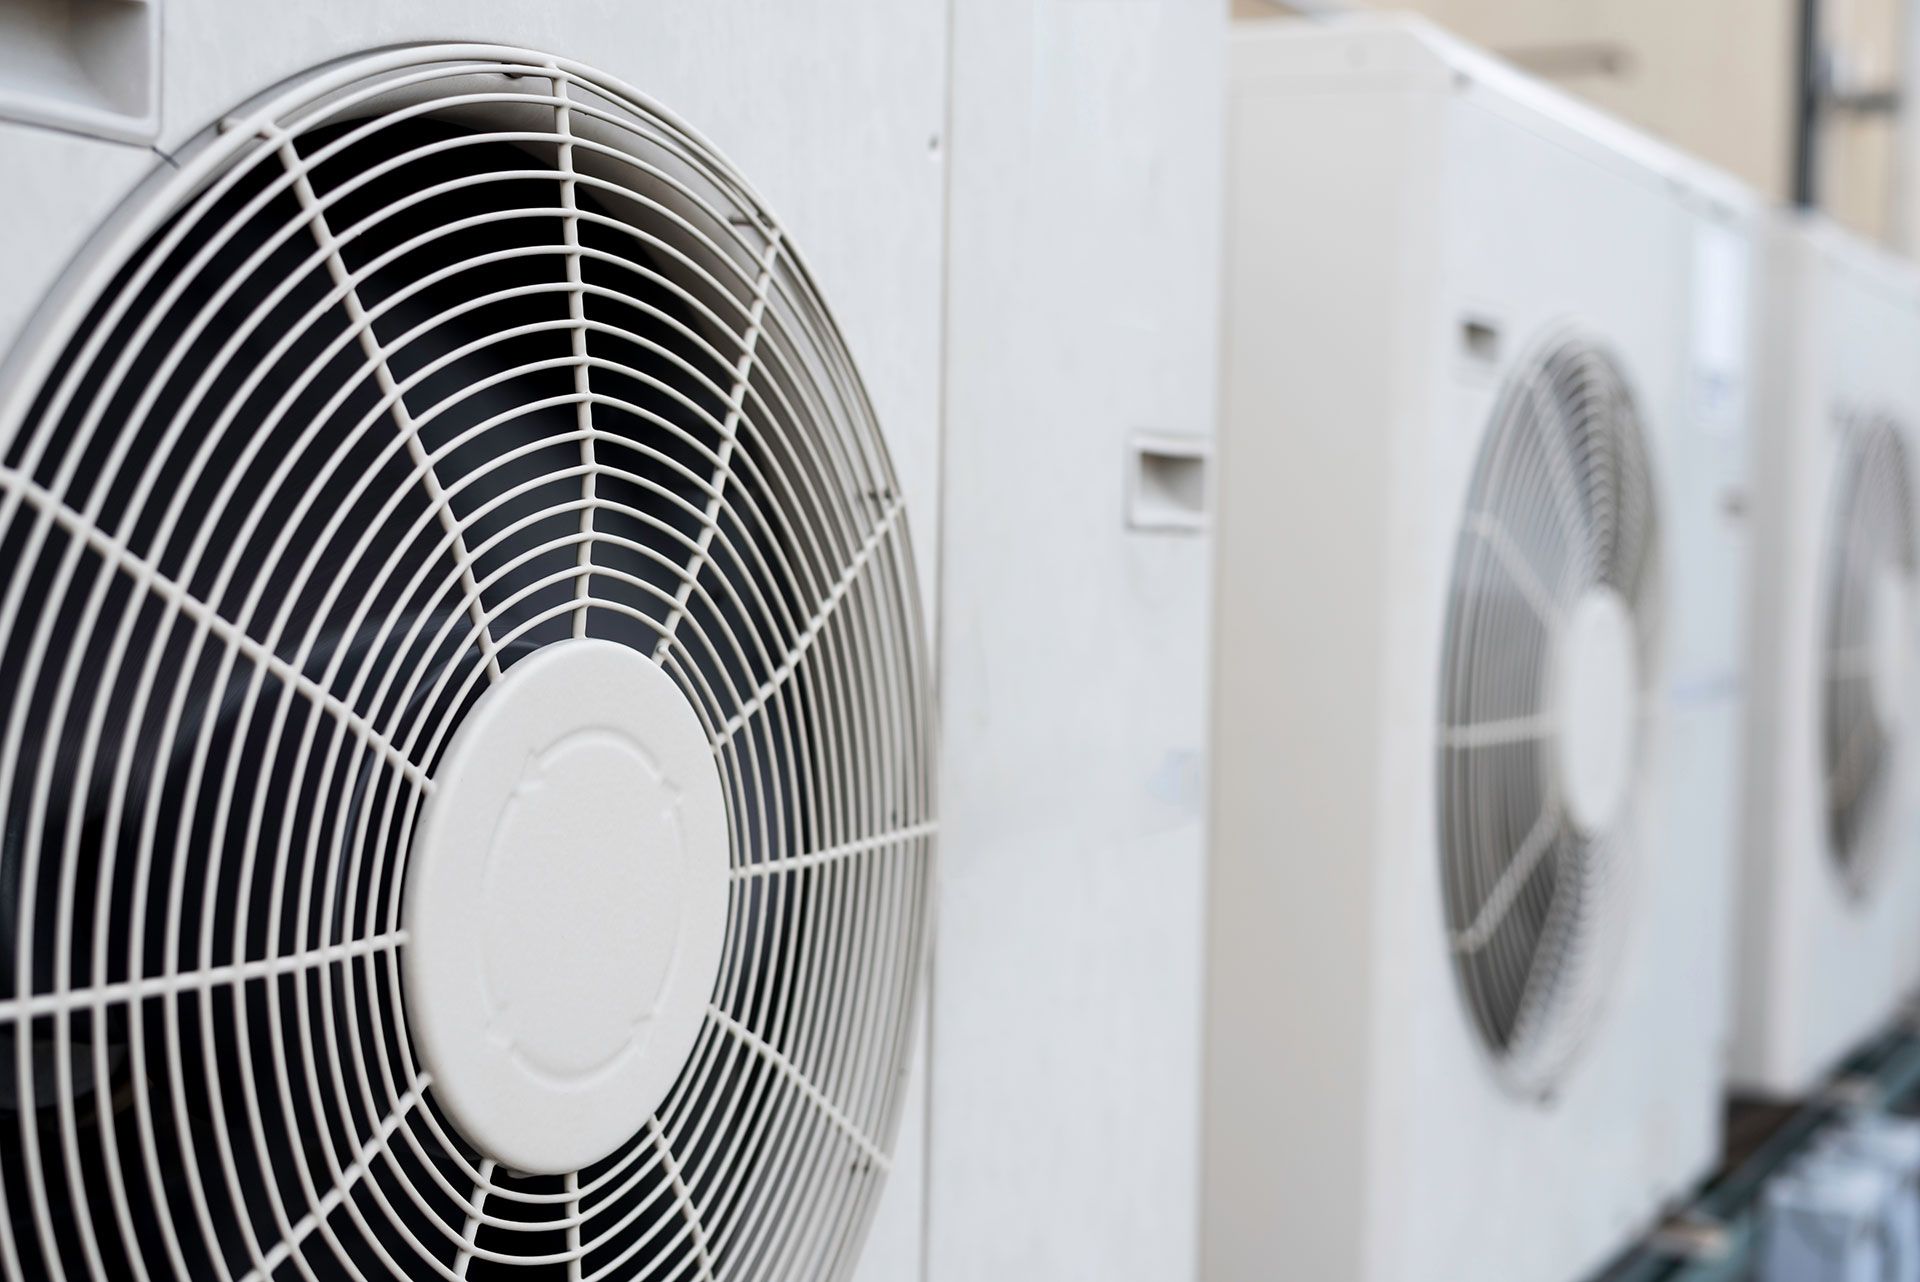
[1821,415,1915,890]
[1436,335,1659,1095]
[0,47,934,1282]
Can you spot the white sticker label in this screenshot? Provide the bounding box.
[1691,218,1750,436]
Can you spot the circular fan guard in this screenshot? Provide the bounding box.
[0,49,933,1282]
[1821,414,1916,892]
[1437,334,1660,1096]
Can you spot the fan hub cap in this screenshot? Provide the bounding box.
[1551,587,1640,837]
[403,640,728,1175]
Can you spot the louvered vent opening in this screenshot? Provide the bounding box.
[1437,334,1660,1096]
[0,50,933,1281]
[1822,415,1916,894]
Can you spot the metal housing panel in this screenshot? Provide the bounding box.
[929,1,1225,1280]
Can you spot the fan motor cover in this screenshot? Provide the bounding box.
[0,46,934,1282]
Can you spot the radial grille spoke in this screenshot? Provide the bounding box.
[731,821,938,881]
[236,1087,423,1282]
[0,464,430,790]
[654,231,785,661]
[713,497,904,747]
[451,1160,495,1280]
[276,131,505,682]
[707,1006,889,1172]
[649,1117,719,1282]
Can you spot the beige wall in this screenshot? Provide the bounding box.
[1822,0,1904,239]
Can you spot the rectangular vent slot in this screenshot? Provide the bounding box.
[1128,434,1209,533]
[0,0,159,143]
[1461,316,1502,364]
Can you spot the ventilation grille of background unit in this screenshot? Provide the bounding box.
[0,48,934,1282]
[1437,334,1660,1097]
[1822,414,1916,895]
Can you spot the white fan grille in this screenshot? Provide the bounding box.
[1437,335,1659,1095]
[0,48,934,1282]
[1821,414,1915,890]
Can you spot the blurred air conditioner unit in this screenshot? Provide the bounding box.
[0,4,946,1280]
[1731,214,1920,1098]
[1204,18,1755,1282]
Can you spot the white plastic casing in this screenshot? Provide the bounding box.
[1554,587,1642,837]
[1205,18,1755,1282]
[404,641,730,1176]
[1731,213,1920,1098]
[0,4,946,1277]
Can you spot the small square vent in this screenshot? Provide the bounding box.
[1127,432,1210,532]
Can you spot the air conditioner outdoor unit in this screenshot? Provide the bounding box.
[1203,18,1755,1282]
[0,4,946,1280]
[1730,213,1920,1099]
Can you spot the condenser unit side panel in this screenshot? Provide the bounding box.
[1203,70,1445,1282]
[929,2,1224,1282]
[1731,223,1830,1095]
[1632,188,1753,1175]
[1639,180,1753,1163]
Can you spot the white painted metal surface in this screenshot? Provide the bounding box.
[0,9,947,1280]
[929,2,1224,1280]
[1732,212,1920,1098]
[1206,17,1754,1282]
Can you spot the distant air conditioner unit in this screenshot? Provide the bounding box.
[1731,213,1920,1098]
[1204,18,1755,1282]
[0,8,946,1280]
